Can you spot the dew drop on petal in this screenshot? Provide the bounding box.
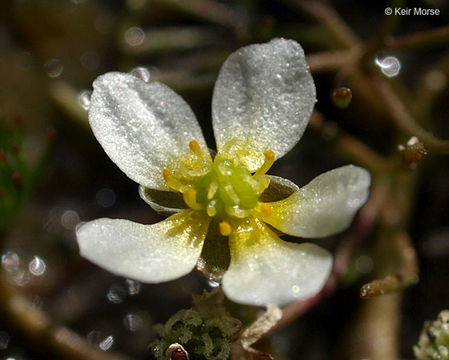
[99,335,114,351]
[125,279,141,295]
[1,251,20,272]
[78,90,92,110]
[130,67,150,83]
[29,256,46,276]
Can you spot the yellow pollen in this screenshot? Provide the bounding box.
[189,140,202,157]
[163,168,184,192]
[260,202,272,216]
[219,221,232,236]
[254,150,275,177]
[183,188,203,210]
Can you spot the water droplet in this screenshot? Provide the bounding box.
[207,279,219,288]
[96,187,116,207]
[60,210,80,230]
[99,335,114,351]
[331,87,352,108]
[130,67,150,83]
[107,284,126,304]
[375,56,401,77]
[123,313,143,332]
[2,251,20,272]
[29,256,46,276]
[78,90,92,110]
[0,331,10,350]
[291,285,300,294]
[124,26,145,47]
[125,279,141,295]
[44,58,64,78]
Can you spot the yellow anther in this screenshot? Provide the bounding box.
[183,188,203,210]
[163,168,184,192]
[206,200,217,217]
[259,202,272,216]
[219,221,232,236]
[189,140,202,157]
[254,150,275,177]
[207,181,218,200]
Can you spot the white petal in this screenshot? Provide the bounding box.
[212,38,316,171]
[222,219,332,306]
[76,210,209,282]
[89,72,208,190]
[260,165,371,238]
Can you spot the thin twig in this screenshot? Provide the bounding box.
[309,111,395,173]
[292,0,360,49]
[385,24,449,50]
[0,275,131,360]
[373,78,449,153]
[306,48,361,73]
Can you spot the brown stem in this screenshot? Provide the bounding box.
[373,78,449,153]
[0,274,131,360]
[306,48,361,73]
[309,111,395,173]
[385,25,449,50]
[289,0,359,49]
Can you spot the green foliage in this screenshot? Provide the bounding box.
[151,290,241,360]
[414,310,449,360]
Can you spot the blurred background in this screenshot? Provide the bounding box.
[0,0,449,359]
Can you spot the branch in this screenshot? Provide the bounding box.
[309,111,395,173]
[292,0,359,49]
[373,78,449,153]
[385,25,449,50]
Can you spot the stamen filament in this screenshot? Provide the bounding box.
[219,221,232,236]
[207,181,218,200]
[206,200,217,217]
[183,188,203,210]
[189,140,202,157]
[163,168,184,192]
[223,184,240,204]
[254,150,275,177]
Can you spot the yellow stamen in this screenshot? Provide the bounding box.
[254,150,275,177]
[207,181,218,200]
[259,202,272,216]
[206,200,217,217]
[189,140,202,157]
[183,188,203,210]
[163,168,184,192]
[224,184,240,204]
[219,221,232,236]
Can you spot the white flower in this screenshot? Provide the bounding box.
[76,38,371,306]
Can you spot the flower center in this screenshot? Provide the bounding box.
[163,140,274,235]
